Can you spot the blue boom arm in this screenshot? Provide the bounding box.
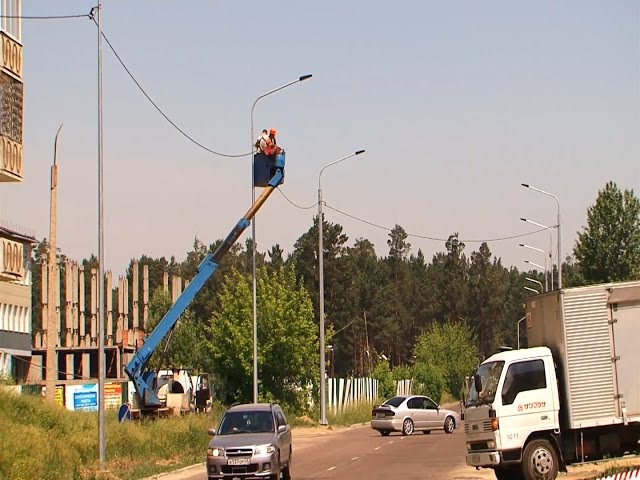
[125,153,285,408]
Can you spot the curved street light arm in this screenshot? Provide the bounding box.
[319,150,365,189]
[521,183,562,288]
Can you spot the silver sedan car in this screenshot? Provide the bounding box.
[371,395,459,436]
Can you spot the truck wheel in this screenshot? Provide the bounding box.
[402,418,414,436]
[380,430,390,436]
[522,439,559,480]
[494,466,524,480]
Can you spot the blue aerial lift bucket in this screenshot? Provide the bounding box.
[254,152,285,187]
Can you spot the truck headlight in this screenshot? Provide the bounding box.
[487,440,496,449]
[207,447,224,457]
[254,445,276,455]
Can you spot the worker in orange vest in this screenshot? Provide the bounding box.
[263,128,282,156]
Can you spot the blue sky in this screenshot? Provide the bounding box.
[3,1,639,276]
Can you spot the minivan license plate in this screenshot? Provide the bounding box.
[228,458,250,465]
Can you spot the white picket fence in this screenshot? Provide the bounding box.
[327,377,378,411]
[396,379,413,396]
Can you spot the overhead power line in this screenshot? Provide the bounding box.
[324,203,550,243]
[0,12,91,20]
[91,18,251,159]
[278,187,550,243]
[278,189,317,210]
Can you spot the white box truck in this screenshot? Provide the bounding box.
[464,281,640,480]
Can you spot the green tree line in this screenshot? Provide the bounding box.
[29,182,640,410]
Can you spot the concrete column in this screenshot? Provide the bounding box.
[90,268,97,345]
[72,262,79,346]
[143,265,149,332]
[79,266,86,345]
[123,274,129,335]
[163,272,168,296]
[132,261,139,330]
[117,275,124,345]
[65,259,73,346]
[106,271,113,345]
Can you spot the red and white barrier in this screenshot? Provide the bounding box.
[597,469,640,480]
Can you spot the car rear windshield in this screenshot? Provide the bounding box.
[218,411,275,435]
[383,396,406,408]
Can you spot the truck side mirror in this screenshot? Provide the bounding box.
[207,428,216,436]
[474,374,482,394]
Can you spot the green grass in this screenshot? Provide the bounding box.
[289,400,377,428]
[0,391,375,479]
[0,391,223,479]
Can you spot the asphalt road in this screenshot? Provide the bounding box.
[291,425,483,480]
[171,423,491,480]
[152,424,640,480]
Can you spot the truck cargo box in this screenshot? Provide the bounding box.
[525,281,640,430]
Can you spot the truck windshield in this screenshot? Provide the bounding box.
[466,361,504,406]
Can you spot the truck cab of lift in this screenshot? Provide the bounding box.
[465,346,562,479]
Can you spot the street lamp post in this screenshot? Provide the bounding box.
[318,150,365,425]
[524,286,540,295]
[521,218,555,290]
[522,184,562,289]
[526,277,544,292]
[516,316,526,350]
[519,243,547,291]
[524,259,545,271]
[249,74,312,403]
[97,0,106,468]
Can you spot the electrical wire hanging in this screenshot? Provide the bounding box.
[278,189,317,210]
[90,17,251,159]
[0,12,91,20]
[323,202,552,244]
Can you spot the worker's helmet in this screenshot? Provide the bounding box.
[269,128,277,135]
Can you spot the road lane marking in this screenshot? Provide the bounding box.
[388,441,394,444]
[327,466,336,471]
[374,446,382,451]
[351,456,359,461]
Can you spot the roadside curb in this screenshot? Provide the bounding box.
[140,462,204,480]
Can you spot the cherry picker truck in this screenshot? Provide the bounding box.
[123,152,285,417]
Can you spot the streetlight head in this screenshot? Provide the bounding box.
[355,149,365,155]
[518,243,525,247]
[521,183,530,188]
[299,74,313,82]
[520,217,527,222]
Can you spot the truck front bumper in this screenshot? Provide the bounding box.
[466,451,501,467]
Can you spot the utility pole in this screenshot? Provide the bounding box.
[46,125,63,401]
[97,0,107,468]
